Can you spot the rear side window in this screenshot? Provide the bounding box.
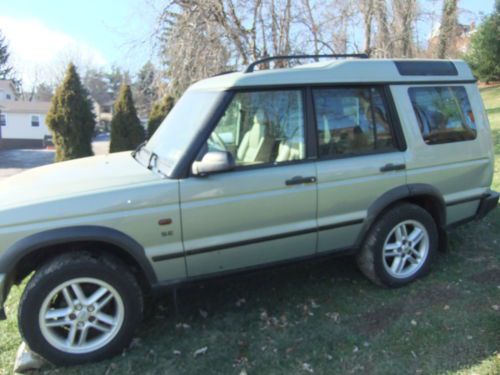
[313,87,396,158]
[409,86,476,145]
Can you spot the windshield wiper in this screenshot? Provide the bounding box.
[132,141,147,158]
[148,152,158,170]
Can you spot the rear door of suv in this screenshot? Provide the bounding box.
[311,85,407,252]
[392,83,493,226]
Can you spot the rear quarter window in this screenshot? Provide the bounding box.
[408,86,477,145]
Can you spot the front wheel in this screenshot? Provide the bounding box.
[18,252,143,366]
[356,203,439,287]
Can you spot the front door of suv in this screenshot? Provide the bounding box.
[179,89,318,277]
[312,86,407,252]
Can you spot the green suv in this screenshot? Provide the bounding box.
[0,56,498,365]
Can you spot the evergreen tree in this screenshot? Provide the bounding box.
[465,0,500,83]
[110,84,145,152]
[147,96,174,137]
[46,63,96,162]
[0,30,21,92]
[0,30,14,79]
[133,62,158,118]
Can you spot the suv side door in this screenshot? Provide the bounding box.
[312,86,407,252]
[179,88,318,277]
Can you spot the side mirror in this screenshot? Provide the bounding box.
[192,151,235,176]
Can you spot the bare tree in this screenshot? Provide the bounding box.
[438,0,458,58]
[359,0,374,55]
[160,1,231,97]
[373,0,392,57]
[392,0,417,57]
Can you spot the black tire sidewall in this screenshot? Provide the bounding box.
[371,204,438,287]
[19,257,142,366]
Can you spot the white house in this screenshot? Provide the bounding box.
[0,80,52,149]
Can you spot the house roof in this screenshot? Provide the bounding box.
[190,59,475,91]
[0,100,51,114]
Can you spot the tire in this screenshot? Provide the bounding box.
[356,203,439,287]
[18,252,143,366]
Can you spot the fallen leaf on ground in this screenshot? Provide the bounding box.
[193,347,208,357]
[302,363,314,373]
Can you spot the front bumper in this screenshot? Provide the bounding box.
[0,274,6,320]
[476,190,500,220]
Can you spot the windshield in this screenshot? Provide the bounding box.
[144,90,222,175]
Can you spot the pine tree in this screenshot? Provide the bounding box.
[0,30,14,79]
[46,63,96,162]
[109,84,145,152]
[147,96,174,137]
[465,0,500,83]
[133,62,158,118]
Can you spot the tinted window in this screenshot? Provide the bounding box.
[0,114,5,126]
[313,87,395,157]
[409,86,476,145]
[204,90,305,166]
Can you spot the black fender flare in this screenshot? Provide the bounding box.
[355,183,446,248]
[0,226,158,285]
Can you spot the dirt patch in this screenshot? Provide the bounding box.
[468,268,500,285]
[355,304,403,335]
[409,283,462,309]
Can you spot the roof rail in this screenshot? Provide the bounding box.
[244,54,369,73]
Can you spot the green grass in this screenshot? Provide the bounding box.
[1,87,499,375]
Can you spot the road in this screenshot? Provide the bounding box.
[0,136,110,181]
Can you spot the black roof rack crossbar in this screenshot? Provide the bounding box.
[244,53,369,73]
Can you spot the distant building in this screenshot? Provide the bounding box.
[92,98,148,133]
[92,98,114,132]
[428,22,476,54]
[0,80,52,149]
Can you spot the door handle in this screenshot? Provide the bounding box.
[285,176,317,186]
[380,163,406,172]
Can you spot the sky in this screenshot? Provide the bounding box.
[0,0,496,89]
[0,0,161,88]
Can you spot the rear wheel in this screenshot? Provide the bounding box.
[356,203,438,287]
[18,252,143,365]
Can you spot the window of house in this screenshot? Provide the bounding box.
[31,115,40,127]
[204,90,306,167]
[409,86,477,145]
[0,113,6,127]
[313,87,396,157]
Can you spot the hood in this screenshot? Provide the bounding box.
[0,152,160,209]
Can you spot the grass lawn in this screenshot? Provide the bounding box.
[1,87,499,375]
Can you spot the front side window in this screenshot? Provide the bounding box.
[313,87,396,157]
[31,115,40,127]
[205,90,305,166]
[0,114,6,126]
[409,86,476,145]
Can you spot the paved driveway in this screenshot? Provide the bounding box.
[0,138,110,181]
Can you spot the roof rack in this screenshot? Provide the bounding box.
[244,53,369,73]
